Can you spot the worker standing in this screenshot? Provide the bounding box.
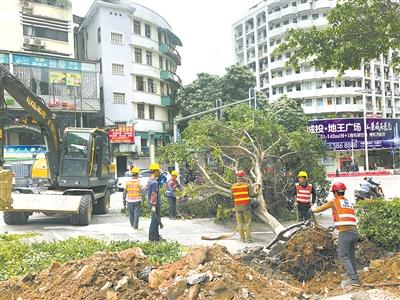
[293,171,316,221]
[165,170,181,219]
[312,182,360,287]
[147,163,164,242]
[231,170,259,243]
[123,167,142,230]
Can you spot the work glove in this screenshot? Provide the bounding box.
[151,206,156,213]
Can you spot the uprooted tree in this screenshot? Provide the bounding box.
[160,99,329,234]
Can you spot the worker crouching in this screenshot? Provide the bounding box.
[231,170,259,243]
[312,182,361,287]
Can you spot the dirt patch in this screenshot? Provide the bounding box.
[362,252,400,285]
[0,248,161,300]
[356,238,387,268]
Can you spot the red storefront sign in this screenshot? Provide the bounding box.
[108,125,135,144]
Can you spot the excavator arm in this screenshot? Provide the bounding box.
[0,64,61,186]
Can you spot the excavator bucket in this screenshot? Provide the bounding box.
[0,169,13,210]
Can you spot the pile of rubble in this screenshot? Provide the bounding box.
[0,245,303,300]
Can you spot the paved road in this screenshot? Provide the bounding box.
[0,175,398,253]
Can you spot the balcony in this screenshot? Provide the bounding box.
[160,70,182,88]
[159,42,181,65]
[161,95,171,106]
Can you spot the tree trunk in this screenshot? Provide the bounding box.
[254,154,285,235]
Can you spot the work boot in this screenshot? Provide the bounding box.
[341,278,361,288]
[245,238,254,243]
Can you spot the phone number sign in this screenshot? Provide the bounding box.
[308,118,400,150]
[108,126,135,144]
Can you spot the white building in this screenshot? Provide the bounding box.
[0,0,74,58]
[232,0,400,120]
[77,0,182,173]
[0,0,101,146]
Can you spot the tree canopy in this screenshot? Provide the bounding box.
[160,99,328,234]
[175,65,267,121]
[275,0,400,74]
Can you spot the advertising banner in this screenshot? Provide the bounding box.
[108,126,135,144]
[49,71,66,85]
[308,118,400,151]
[66,73,81,86]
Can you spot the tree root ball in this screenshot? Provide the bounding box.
[278,227,337,281]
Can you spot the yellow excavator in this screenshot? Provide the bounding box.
[0,64,115,225]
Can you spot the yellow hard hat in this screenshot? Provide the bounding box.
[131,167,140,174]
[149,163,160,171]
[297,171,308,178]
[171,170,178,176]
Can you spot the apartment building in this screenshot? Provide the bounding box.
[77,0,182,173]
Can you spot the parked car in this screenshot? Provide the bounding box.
[115,170,170,192]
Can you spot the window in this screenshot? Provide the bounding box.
[345,97,351,104]
[23,25,68,42]
[316,98,323,106]
[305,99,312,106]
[97,27,101,43]
[279,86,284,93]
[326,80,333,88]
[278,70,283,77]
[293,18,298,23]
[316,81,323,89]
[134,20,141,35]
[292,1,297,6]
[137,103,145,119]
[136,76,146,91]
[304,81,312,90]
[296,83,301,91]
[295,67,300,74]
[287,84,293,92]
[113,92,125,104]
[336,97,342,105]
[286,68,292,75]
[335,80,342,87]
[283,19,289,25]
[111,32,123,44]
[327,97,333,105]
[147,78,156,93]
[159,56,163,69]
[149,105,155,120]
[145,24,151,38]
[285,52,292,58]
[134,48,142,63]
[303,65,311,72]
[112,63,124,75]
[301,15,308,21]
[301,0,307,3]
[312,14,319,20]
[272,87,276,95]
[146,51,152,65]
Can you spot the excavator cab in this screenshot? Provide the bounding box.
[58,128,114,188]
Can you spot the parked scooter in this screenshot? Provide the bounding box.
[354,177,384,201]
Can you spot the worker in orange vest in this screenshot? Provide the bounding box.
[123,167,142,230]
[231,170,260,243]
[312,182,360,287]
[293,171,316,221]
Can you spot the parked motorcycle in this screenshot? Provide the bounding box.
[354,178,384,201]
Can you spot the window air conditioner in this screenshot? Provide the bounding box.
[22,1,33,9]
[33,38,45,47]
[23,37,33,45]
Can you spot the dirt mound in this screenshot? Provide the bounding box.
[148,244,302,299]
[0,245,303,300]
[362,252,400,285]
[356,239,387,268]
[0,248,160,300]
[276,227,337,281]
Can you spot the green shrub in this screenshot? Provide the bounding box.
[356,198,400,251]
[0,234,183,281]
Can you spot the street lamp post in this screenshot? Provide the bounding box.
[356,89,373,172]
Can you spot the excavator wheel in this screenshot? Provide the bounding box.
[71,194,92,226]
[93,191,110,215]
[3,211,29,225]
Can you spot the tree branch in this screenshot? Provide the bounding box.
[243,130,258,153]
[220,145,255,157]
[196,162,230,194]
[212,172,232,188]
[262,136,282,159]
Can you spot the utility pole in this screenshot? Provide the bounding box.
[0,82,4,159]
[356,89,373,172]
[80,87,83,128]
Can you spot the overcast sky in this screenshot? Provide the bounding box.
[73,0,258,85]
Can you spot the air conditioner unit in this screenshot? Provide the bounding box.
[22,1,33,9]
[33,38,45,47]
[23,37,33,45]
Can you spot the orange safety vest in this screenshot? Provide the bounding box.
[126,179,142,202]
[295,183,312,204]
[332,196,357,227]
[231,182,251,206]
